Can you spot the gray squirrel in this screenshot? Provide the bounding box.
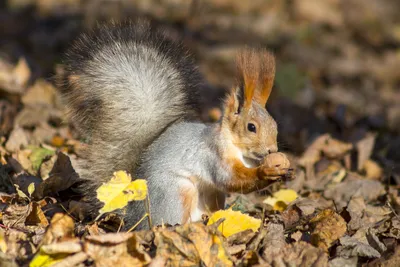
[58,20,291,230]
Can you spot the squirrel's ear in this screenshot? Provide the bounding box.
[236,48,276,108]
[224,86,242,115]
[255,51,275,106]
[236,49,258,111]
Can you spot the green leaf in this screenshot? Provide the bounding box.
[28,147,55,171]
[28,182,35,197]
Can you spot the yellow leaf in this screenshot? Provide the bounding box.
[207,209,261,237]
[29,249,67,267]
[14,184,29,199]
[96,171,147,214]
[263,189,298,211]
[0,231,7,253]
[28,182,35,197]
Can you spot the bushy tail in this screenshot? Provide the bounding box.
[57,21,201,183]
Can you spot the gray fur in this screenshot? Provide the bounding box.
[130,122,228,229]
[58,21,203,223]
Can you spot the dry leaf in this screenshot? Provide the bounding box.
[22,79,59,107]
[363,159,383,180]
[310,209,347,252]
[262,223,286,259]
[207,209,261,237]
[34,152,79,199]
[338,235,381,258]
[155,222,233,266]
[25,202,49,227]
[0,230,7,253]
[84,232,151,266]
[41,213,75,245]
[5,127,29,152]
[96,171,147,215]
[2,203,32,228]
[271,241,328,267]
[356,133,376,171]
[324,178,385,209]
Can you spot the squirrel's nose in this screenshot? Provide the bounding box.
[253,152,268,159]
[268,145,278,154]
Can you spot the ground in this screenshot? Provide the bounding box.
[0,0,400,266]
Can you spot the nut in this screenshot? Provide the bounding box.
[264,152,290,168]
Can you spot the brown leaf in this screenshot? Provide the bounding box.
[41,213,75,245]
[25,202,49,227]
[323,178,385,209]
[0,100,17,136]
[262,223,286,260]
[338,235,381,258]
[310,209,347,252]
[84,232,151,267]
[21,79,59,108]
[0,57,31,94]
[155,222,233,266]
[271,241,328,267]
[34,152,79,199]
[363,159,383,180]
[5,128,29,153]
[356,133,376,171]
[2,203,32,228]
[41,240,82,254]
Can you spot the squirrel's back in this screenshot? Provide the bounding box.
[58,21,202,183]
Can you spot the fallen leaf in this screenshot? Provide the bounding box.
[5,127,29,153]
[96,170,147,215]
[14,184,29,199]
[363,159,383,180]
[207,209,261,237]
[270,241,328,267]
[324,178,385,209]
[310,209,347,252]
[155,222,233,266]
[263,189,298,211]
[0,229,7,253]
[29,249,67,267]
[41,213,75,245]
[29,146,55,172]
[34,152,79,199]
[22,79,59,107]
[2,203,32,227]
[338,235,381,258]
[356,133,376,171]
[27,182,35,197]
[84,232,151,266]
[25,202,49,227]
[261,223,286,259]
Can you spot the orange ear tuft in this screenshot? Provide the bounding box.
[256,51,275,106]
[235,48,276,108]
[236,49,260,110]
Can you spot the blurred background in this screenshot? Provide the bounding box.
[1,0,399,178]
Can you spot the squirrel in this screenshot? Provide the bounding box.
[57,20,291,230]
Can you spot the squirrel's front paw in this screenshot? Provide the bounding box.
[258,152,294,181]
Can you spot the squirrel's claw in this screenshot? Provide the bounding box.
[259,167,295,181]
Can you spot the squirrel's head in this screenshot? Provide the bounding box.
[221,48,278,167]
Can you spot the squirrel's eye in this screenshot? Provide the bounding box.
[247,123,256,133]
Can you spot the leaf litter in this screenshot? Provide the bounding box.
[1,0,400,266]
